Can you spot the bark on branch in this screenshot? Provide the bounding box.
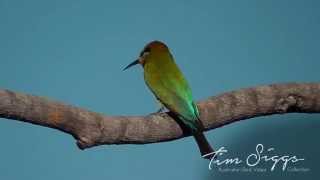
[0,83,319,149]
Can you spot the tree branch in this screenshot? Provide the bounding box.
[0,83,319,149]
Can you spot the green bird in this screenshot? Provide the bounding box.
[124,40,214,159]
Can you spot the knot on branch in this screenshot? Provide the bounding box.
[275,94,302,113]
[76,136,94,150]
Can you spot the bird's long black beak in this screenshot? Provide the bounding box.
[123,59,140,71]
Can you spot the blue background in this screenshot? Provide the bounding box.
[0,0,319,179]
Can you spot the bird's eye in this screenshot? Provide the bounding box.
[144,47,151,53]
[140,47,151,57]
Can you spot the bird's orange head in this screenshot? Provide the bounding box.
[123,40,170,70]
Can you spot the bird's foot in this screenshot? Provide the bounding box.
[156,106,166,113]
[149,107,167,117]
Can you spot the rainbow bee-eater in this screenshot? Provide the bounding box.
[124,40,214,159]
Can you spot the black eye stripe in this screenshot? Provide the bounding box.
[140,47,151,57]
[144,47,151,53]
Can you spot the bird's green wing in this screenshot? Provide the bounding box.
[144,61,200,130]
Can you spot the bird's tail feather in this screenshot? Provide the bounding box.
[193,131,215,160]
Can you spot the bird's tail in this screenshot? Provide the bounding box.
[193,131,215,160]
